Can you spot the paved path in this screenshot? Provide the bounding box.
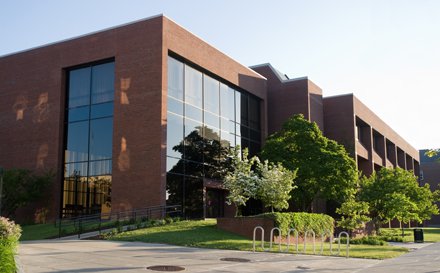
[19,240,380,273]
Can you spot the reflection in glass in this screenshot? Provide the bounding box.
[204,111,219,129]
[185,104,202,122]
[68,106,89,122]
[204,75,219,115]
[167,113,183,158]
[241,93,249,126]
[185,66,202,108]
[66,121,89,162]
[249,96,260,130]
[91,62,115,104]
[91,102,113,119]
[69,67,91,108]
[64,60,114,217]
[220,85,235,120]
[167,97,183,116]
[168,56,184,100]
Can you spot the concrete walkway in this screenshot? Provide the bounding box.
[19,240,380,273]
[18,240,440,273]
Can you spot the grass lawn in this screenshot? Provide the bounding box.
[107,219,409,259]
[380,227,440,243]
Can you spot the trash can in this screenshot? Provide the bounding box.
[413,228,424,243]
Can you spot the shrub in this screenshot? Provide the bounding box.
[339,236,388,246]
[258,212,334,236]
[0,217,22,273]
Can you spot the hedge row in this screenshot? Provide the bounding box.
[257,212,334,235]
[0,217,21,273]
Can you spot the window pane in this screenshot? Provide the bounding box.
[166,173,184,207]
[240,93,249,126]
[220,85,235,120]
[221,118,235,134]
[66,121,89,162]
[184,177,203,218]
[167,156,183,174]
[167,113,184,158]
[68,106,89,122]
[168,57,184,100]
[185,66,203,108]
[235,90,241,124]
[184,118,202,138]
[203,75,219,115]
[65,162,88,177]
[220,131,235,147]
[204,111,219,129]
[91,62,114,104]
[69,67,91,108]
[203,126,220,141]
[249,96,260,130]
[250,129,261,143]
[91,102,113,119]
[89,117,113,160]
[241,125,249,138]
[89,159,112,176]
[168,97,183,116]
[185,104,202,122]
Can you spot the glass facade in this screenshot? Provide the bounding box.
[63,61,114,217]
[166,56,261,218]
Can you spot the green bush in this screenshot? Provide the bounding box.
[0,217,22,273]
[257,212,334,236]
[339,236,388,245]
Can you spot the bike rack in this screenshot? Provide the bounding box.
[269,227,282,252]
[338,231,350,258]
[304,230,316,254]
[253,226,266,252]
[284,228,299,253]
[252,226,350,258]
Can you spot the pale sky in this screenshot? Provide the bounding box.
[1,0,439,150]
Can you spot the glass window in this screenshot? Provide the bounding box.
[168,57,184,100]
[166,156,182,173]
[68,106,89,122]
[241,125,249,138]
[220,131,235,147]
[204,111,219,129]
[249,96,260,130]
[184,177,203,218]
[65,162,88,178]
[167,113,184,158]
[89,118,113,161]
[184,118,202,138]
[203,75,219,115]
[220,85,235,120]
[185,66,203,108]
[221,118,235,134]
[89,159,112,176]
[240,93,249,126]
[235,90,241,125]
[91,62,115,104]
[185,104,202,122]
[166,173,184,207]
[68,67,91,108]
[91,102,113,119]
[203,126,220,141]
[167,97,183,116]
[66,121,89,162]
[250,129,261,143]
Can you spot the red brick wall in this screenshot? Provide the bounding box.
[217,217,275,241]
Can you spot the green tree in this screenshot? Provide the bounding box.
[223,147,260,216]
[336,199,371,233]
[260,114,357,211]
[256,160,297,212]
[1,169,53,218]
[359,167,439,233]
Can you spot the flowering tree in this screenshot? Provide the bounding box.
[223,147,260,216]
[256,160,297,212]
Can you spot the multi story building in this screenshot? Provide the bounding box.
[420,150,440,226]
[0,15,419,221]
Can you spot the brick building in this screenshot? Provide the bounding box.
[420,150,440,226]
[0,15,419,221]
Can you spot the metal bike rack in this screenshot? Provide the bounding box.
[269,227,282,252]
[253,226,266,252]
[321,230,333,255]
[284,228,299,253]
[338,231,350,258]
[303,230,316,254]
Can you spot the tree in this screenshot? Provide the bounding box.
[336,199,371,234]
[260,114,358,211]
[223,147,260,216]
[1,169,53,218]
[256,160,297,212]
[358,167,439,233]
